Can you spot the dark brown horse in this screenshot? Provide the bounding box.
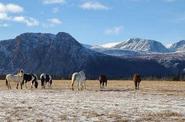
[133,74,141,90]
[99,75,107,89]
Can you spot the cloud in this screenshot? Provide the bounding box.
[52,7,59,13]
[48,18,62,25]
[13,16,39,27]
[0,13,10,20]
[80,1,109,10]
[0,23,8,27]
[42,0,65,4]
[0,2,39,27]
[43,18,62,28]
[0,3,23,13]
[105,26,123,35]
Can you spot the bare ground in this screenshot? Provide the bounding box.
[0,80,185,122]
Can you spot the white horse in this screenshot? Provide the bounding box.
[71,71,86,90]
[5,70,24,89]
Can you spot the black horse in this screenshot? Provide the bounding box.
[21,73,38,89]
[133,73,141,90]
[40,73,52,88]
[99,75,107,89]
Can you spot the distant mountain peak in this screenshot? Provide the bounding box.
[170,40,185,52]
[112,38,168,53]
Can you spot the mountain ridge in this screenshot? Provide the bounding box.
[0,32,184,79]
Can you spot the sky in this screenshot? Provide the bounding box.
[0,0,185,46]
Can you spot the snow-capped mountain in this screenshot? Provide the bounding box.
[0,32,184,78]
[112,38,169,53]
[170,40,185,52]
[85,38,170,56]
[101,42,121,48]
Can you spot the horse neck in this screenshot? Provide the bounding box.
[17,72,24,77]
[79,71,85,76]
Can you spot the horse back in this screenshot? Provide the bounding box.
[133,74,141,82]
[99,75,107,82]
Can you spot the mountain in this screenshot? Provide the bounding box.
[0,32,183,79]
[86,38,169,57]
[170,40,185,52]
[112,38,169,53]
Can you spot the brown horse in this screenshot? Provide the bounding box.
[133,74,141,90]
[99,75,107,89]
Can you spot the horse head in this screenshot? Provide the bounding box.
[79,70,86,81]
[17,69,24,77]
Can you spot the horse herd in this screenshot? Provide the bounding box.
[5,70,142,90]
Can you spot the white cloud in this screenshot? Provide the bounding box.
[0,2,39,27]
[0,3,23,13]
[0,23,8,27]
[0,13,10,20]
[80,1,109,10]
[13,16,39,27]
[105,26,123,35]
[48,18,62,25]
[52,7,59,13]
[42,0,65,4]
[43,18,62,28]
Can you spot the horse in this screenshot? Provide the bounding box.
[5,70,24,89]
[21,73,38,89]
[71,71,86,91]
[133,73,141,90]
[99,75,107,89]
[40,73,52,88]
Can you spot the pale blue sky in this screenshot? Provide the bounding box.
[0,0,185,45]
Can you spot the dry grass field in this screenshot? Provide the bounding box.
[0,80,185,121]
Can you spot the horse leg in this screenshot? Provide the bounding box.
[71,80,75,91]
[77,82,80,91]
[80,82,83,91]
[41,80,45,89]
[100,81,103,89]
[134,81,137,90]
[9,83,11,89]
[84,82,86,90]
[8,82,11,89]
[31,80,34,89]
[103,81,105,88]
[138,81,141,90]
[49,80,52,88]
[25,82,28,89]
[16,83,19,89]
[5,79,9,89]
[21,80,24,89]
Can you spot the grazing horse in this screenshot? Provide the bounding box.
[5,70,24,89]
[71,71,86,91]
[21,73,38,89]
[40,73,52,88]
[99,75,107,89]
[133,74,141,90]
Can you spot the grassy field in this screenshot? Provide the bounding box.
[0,80,185,121]
[1,80,185,93]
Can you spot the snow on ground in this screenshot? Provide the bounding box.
[0,89,185,122]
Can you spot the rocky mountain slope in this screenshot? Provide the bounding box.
[0,32,184,79]
[170,40,185,52]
